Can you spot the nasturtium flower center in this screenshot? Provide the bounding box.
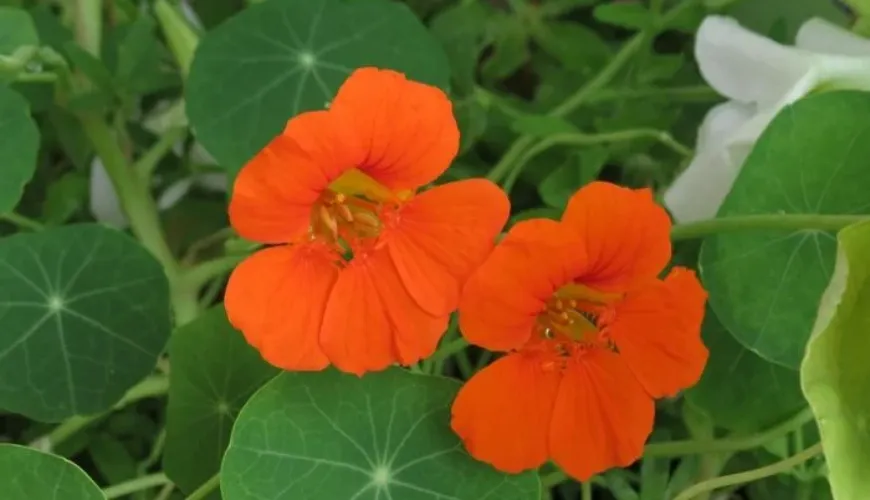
[533,282,623,368]
[310,168,406,253]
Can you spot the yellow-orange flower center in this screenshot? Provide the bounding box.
[535,283,623,350]
[309,168,409,252]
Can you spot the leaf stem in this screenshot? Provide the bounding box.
[103,473,171,499]
[38,375,169,450]
[186,474,220,500]
[486,0,699,184]
[672,442,823,500]
[182,255,245,290]
[0,212,44,231]
[502,129,691,193]
[134,126,188,180]
[670,215,868,241]
[73,0,103,57]
[587,86,720,104]
[644,407,815,458]
[581,481,593,500]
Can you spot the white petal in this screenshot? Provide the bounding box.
[697,101,757,152]
[796,18,870,57]
[89,159,129,228]
[664,102,756,223]
[157,177,193,210]
[696,16,813,104]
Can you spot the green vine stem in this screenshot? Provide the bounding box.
[672,442,823,500]
[36,375,169,451]
[186,474,220,500]
[502,129,691,193]
[670,215,868,241]
[103,473,171,499]
[0,212,45,231]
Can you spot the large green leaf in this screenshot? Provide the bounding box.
[684,308,806,433]
[0,85,39,213]
[801,220,870,499]
[0,444,104,500]
[0,224,170,422]
[187,0,450,172]
[163,306,278,497]
[700,91,870,369]
[222,369,541,499]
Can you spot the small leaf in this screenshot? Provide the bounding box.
[0,224,171,422]
[684,309,806,432]
[539,147,608,209]
[0,85,39,213]
[221,369,541,499]
[0,444,104,500]
[454,96,488,154]
[114,16,179,95]
[430,1,490,94]
[593,3,653,30]
[187,0,450,173]
[480,14,529,82]
[801,220,870,499]
[701,91,870,369]
[42,171,89,225]
[163,306,278,497]
[532,21,611,74]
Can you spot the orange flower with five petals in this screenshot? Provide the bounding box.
[451,182,708,481]
[225,67,509,375]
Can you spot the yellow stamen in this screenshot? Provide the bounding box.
[555,283,623,305]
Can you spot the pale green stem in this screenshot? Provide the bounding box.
[15,72,58,83]
[74,0,102,57]
[186,474,220,500]
[38,375,169,450]
[103,473,171,499]
[672,443,823,500]
[182,255,245,291]
[0,212,45,231]
[134,127,188,180]
[502,129,692,193]
[644,408,815,458]
[581,481,593,500]
[670,215,868,241]
[586,85,720,104]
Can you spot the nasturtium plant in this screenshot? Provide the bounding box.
[801,220,870,499]
[0,224,170,422]
[221,369,541,500]
[1,1,870,499]
[163,306,278,496]
[0,444,104,500]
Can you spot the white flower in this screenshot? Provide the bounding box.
[664,16,870,223]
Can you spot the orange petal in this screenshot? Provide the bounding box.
[561,182,672,292]
[229,111,358,244]
[386,179,510,316]
[366,249,449,365]
[451,353,561,474]
[608,267,709,398]
[549,350,655,481]
[329,67,459,191]
[319,252,397,376]
[224,243,338,370]
[459,219,587,351]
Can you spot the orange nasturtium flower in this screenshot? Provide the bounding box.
[451,182,708,481]
[224,67,509,375]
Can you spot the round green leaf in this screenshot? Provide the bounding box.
[0,7,39,55]
[684,308,806,432]
[0,444,104,500]
[700,91,870,369]
[0,224,170,422]
[801,220,870,499]
[164,306,278,497]
[222,368,541,499]
[0,85,39,213]
[187,0,450,172]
